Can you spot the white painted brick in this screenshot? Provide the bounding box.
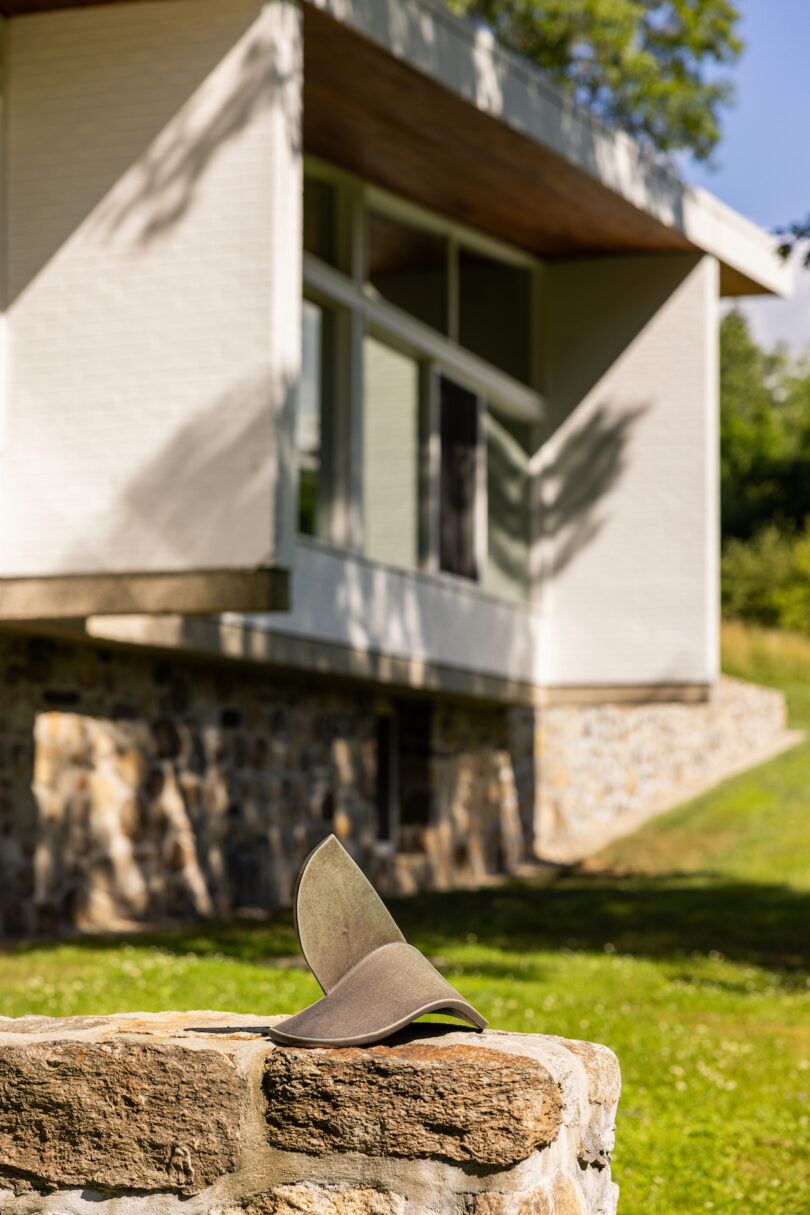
[1,0,301,577]
[539,253,718,686]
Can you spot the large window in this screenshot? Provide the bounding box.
[300,160,543,600]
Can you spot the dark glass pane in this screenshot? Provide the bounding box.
[458,247,532,383]
[298,300,332,537]
[303,175,337,265]
[367,211,447,333]
[440,377,478,580]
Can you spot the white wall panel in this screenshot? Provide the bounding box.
[538,253,719,687]
[248,538,544,686]
[2,0,301,579]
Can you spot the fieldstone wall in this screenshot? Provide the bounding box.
[0,1012,621,1215]
[389,701,527,895]
[533,676,800,862]
[0,629,798,936]
[0,632,528,937]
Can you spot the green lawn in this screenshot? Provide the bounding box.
[2,622,810,1213]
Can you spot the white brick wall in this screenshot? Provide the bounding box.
[1,0,301,577]
[537,253,719,687]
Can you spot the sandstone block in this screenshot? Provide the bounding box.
[464,1185,553,1214]
[464,1172,587,1215]
[0,1037,244,1195]
[214,1184,406,1214]
[263,1042,563,1166]
[547,1172,588,1215]
[0,1015,619,1215]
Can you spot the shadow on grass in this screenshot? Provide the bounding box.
[392,874,810,977]
[4,871,809,983]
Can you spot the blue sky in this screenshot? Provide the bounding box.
[685,0,810,351]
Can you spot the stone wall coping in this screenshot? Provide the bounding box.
[0,1012,621,1215]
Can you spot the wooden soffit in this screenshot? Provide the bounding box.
[303,5,693,264]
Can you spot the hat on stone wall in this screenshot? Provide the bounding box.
[265,835,487,1047]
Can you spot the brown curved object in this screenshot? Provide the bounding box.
[265,835,487,1046]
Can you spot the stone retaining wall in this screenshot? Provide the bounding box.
[0,1012,621,1215]
[534,675,800,862]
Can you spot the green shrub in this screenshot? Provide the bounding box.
[721,521,810,632]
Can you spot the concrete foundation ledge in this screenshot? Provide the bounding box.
[0,1012,621,1215]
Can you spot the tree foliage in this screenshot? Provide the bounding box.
[447,0,742,162]
[775,217,810,269]
[720,311,810,630]
[722,524,810,632]
[720,310,810,541]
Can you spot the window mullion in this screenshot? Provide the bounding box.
[447,234,459,343]
[420,364,441,574]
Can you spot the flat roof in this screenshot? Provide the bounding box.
[304,0,791,297]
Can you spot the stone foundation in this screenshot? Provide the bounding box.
[533,675,800,862]
[0,1013,621,1215]
[0,629,797,936]
[0,632,530,936]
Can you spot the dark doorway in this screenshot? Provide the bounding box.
[397,699,433,850]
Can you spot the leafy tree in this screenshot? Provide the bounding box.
[719,312,810,630]
[720,310,810,540]
[775,218,810,269]
[447,0,742,162]
[722,523,810,632]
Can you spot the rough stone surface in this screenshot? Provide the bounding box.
[534,675,798,862]
[463,1173,588,1215]
[0,1034,244,1195]
[214,1185,406,1214]
[0,628,795,937]
[264,1042,563,1167]
[0,1014,619,1215]
[464,1185,554,1214]
[549,1037,620,1169]
[0,632,528,938]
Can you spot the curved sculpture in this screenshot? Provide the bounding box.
[265,835,487,1046]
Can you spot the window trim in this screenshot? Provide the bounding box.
[306,153,540,274]
[304,253,543,424]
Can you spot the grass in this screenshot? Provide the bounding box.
[2,620,810,1212]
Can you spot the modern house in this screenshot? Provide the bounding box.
[0,0,794,933]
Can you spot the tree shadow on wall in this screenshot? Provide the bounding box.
[538,401,649,580]
[96,24,300,248]
[10,7,299,302]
